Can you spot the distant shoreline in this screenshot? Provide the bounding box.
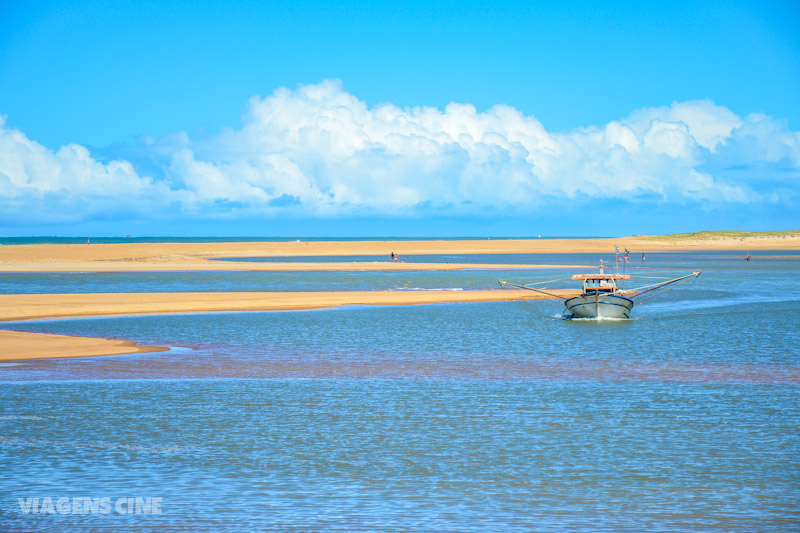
[1,235,798,274]
[0,236,611,245]
[1,230,798,246]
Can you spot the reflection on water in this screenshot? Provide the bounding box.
[1,251,799,530]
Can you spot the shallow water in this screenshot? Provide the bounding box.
[3,251,794,294]
[1,252,798,531]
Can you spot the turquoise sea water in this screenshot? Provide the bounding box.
[0,236,601,245]
[1,252,799,531]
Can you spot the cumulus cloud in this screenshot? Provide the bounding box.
[0,116,178,224]
[1,80,799,226]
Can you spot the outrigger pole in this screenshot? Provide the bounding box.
[498,280,569,300]
[627,271,701,298]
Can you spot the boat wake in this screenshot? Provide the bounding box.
[563,315,632,322]
[639,294,796,315]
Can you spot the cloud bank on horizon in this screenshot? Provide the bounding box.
[1,80,798,227]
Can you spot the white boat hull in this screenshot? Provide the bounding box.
[564,293,634,319]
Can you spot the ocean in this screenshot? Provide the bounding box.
[0,236,601,246]
[1,251,798,530]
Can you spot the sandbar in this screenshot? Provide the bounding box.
[0,289,575,362]
[2,233,797,273]
[0,289,576,324]
[0,329,167,362]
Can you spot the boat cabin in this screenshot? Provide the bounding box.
[571,273,630,294]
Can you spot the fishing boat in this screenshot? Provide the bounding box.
[565,267,633,319]
[499,261,700,319]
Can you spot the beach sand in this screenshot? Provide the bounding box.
[0,329,167,362]
[2,233,796,361]
[2,234,797,273]
[0,289,574,361]
[0,289,575,323]
[0,239,600,272]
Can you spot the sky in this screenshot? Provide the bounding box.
[0,0,799,237]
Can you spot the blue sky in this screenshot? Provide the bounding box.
[1,0,798,236]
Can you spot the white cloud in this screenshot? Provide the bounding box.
[625,99,742,152]
[1,82,799,226]
[0,116,175,224]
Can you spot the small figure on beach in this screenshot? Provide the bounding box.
[746,253,750,261]
[390,252,396,262]
[642,253,646,262]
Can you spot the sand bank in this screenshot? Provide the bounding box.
[0,289,574,361]
[0,238,611,272]
[0,261,584,273]
[2,235,797,272]
[0,289,576,323]
[0,329,167,362]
